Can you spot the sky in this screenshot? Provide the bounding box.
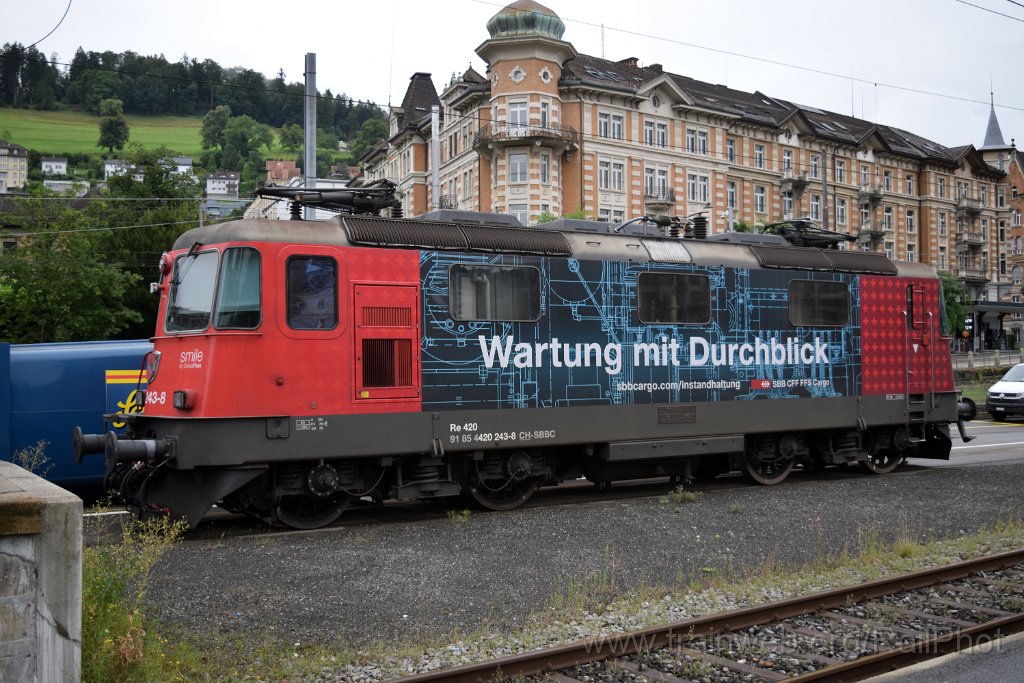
[5,0,1023,150]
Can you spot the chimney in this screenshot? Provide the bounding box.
[648,63,663,74]
[618,57,639,68]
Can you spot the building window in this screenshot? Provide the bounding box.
[726,138,735,162]
[598,112,610,138]
[836,198,847,225]
[998,187,1006,208]
[938,212,947,236]
[861,206,869,227]
[611,114,623,140]
[754,185,766,213]
[810,155,820,179]
[885,241,894,259]
[1000,253,1006,276]
[835,159,845,184]
[1014,209,1022,227]
[449,264,540,321]
[980,185,988,206]
[687,173,709,203]
[810,194,821,220]
[938,177,946,198]
[905,174,914,195]
[754,144,765,169]
[907,209,915,233]
[727,181,737,209]
[906,244,916,262]
[883,207,893,231]
[982,218,989,240]
[509,101,528,133]
[860,164,870,185]
[783,192,793,215]
[883,170,892,192]
[598,160,611,189]
[645,121,656,146]
[540,153,549,184]
[939,246,947,271]
[508,152,528,183]
[611,162,624,191]
[637,273,711,324]
[695,129,707,154]
[658,123,668,148]
[509,203,528,224]
[539,101,550,129]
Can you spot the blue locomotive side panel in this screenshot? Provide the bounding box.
[420,252,861,411]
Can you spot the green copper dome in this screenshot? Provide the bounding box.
[486,0,565,40]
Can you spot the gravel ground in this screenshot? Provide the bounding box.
[145,461,1024,655]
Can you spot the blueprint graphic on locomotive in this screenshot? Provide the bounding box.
[421,252,861,411]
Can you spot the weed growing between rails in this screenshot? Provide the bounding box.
[82,508,200,682]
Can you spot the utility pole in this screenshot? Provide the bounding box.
[303,53,317,221]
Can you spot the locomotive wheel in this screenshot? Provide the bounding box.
[461,453,540,511]
[860,451,902,475]
[740,440,796,486]
[275,492,351,530]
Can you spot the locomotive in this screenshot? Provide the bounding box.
[75,183,972,529]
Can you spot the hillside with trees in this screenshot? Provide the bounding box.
[0,43,386,154]
[0,45,390,344]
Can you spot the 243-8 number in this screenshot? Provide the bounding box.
[145,391,167,406]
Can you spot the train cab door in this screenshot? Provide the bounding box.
[352,284,421,403]
[905,283,933,396]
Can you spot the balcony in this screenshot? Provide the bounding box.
[858,184,883,206]
[959,266,990,284]
[779,168,808,196]
[474,122,579,156]
[957,196,982,217]
[956,230,985,248]
[437,194,459,210]
[644,187,675,213]
[858,220,884,237]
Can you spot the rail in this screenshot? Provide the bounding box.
[386,549,1024,683]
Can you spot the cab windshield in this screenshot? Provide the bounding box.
[164,247,262,333]
[165,250,218,332]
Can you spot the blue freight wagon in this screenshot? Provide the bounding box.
[1,339,152,499]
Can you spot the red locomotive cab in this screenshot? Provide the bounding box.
[146,243,265,418]
[146,237,423,421]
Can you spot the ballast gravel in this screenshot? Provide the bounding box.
[143,460,1024,678]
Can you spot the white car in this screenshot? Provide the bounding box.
[986,363,1024,419]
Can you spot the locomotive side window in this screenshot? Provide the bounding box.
[637,272,711,324]
[165,250,219,332]
[287,256,338,329]
[214,248,261,329]
[449,264,541,321]
[789,280,849,327]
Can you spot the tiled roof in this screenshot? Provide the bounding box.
[396,73,440,131]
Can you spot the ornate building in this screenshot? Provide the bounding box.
[358,0,1017,346]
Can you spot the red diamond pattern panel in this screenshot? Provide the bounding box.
[860,276,954,395]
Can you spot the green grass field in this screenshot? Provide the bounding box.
[0,108,293,158]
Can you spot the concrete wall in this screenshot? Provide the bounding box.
[0,460,82,682]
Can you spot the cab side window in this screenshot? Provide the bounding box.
[287,256,338,329]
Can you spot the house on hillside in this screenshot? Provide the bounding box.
[0,141,29,193]
[41,157,68,176]
[207,171,240,199]
[103,159,132,180]
[265,160,300,185]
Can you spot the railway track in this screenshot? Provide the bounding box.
[388,549,1024,683]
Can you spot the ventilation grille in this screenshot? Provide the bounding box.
[362,339,412,388]
[362,306,412,327]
